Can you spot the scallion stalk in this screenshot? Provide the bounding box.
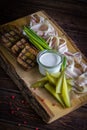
[29,38,44,51]
[23,26,51,51]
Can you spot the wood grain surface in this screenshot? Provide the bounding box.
[0,0,87,130]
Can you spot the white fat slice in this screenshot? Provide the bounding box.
[81,62,87,72]
[73,52,82,64]
[46,36,59,49]
[30,20,58,40]
[75,72,87,87]
[30,14,44,27]
[58,42,68,54]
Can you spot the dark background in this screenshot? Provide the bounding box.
[0,0,87,130]
[0,0,87,56]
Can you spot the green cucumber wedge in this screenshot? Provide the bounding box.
[45,83,65,107]
[62,74,71,107]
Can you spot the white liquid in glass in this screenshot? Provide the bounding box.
[39,52,61,67]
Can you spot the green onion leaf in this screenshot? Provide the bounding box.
[23,26,51,51]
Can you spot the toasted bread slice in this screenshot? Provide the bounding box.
[17,45,38,69]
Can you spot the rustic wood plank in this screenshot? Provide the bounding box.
[0,11,87,124]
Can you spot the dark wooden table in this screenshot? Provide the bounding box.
[0,0,87,130]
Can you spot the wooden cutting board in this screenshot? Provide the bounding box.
[0,11,87,123]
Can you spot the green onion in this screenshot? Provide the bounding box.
[61,56,67,71]
[23,26,51,51]
[29,38,44,51]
